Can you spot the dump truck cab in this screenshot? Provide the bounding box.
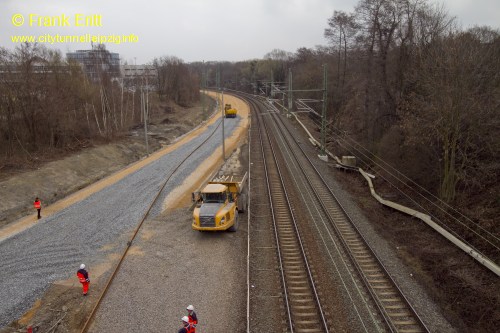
[224,103,237,118]
[192,173,247,232]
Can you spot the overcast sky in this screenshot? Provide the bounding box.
[1,0,499,64]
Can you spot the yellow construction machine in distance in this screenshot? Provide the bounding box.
[224,103,237,118]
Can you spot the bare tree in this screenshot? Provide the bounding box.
[153,56,199,106]
[402,27,500,201]
[325,10,357,104]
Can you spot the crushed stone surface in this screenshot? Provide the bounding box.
[0,114,243,329]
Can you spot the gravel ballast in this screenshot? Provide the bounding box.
[0,115,243,329]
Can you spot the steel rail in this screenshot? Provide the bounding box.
[248,96,329,332]
[246,96,283,332]
[252,98,294,332]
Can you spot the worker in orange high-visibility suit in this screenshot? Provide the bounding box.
[186,305,198,328]
[33,197,42,219]
[178,316,195,333]
[77,264,90,296]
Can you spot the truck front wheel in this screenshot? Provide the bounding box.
[228,212,239,232]
[238,194,247,213]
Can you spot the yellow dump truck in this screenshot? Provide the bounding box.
[192,173,247,232]
[224,103,237,118]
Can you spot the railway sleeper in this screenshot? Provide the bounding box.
[282,257,304,263]
[387,311,413,318]
[279,230,296,235]
[278,240,297,245]
[278,236,297,241]
[336,223,351,230]
[287,274,309,281]
[350,245,366,251]
[384,304,407,310]
[353,253,371,259]
[294,326,323,332]
[380,297,402,303]
[369,279,391,286]
[284,268,308,274]
[392,319,419,326]
[397,328,425,333]
[293,313,321,320]
[361,265,380,271]
[286,280,310,287]
[288,286,312,292]
[293,328,324,333]
[290,296,315,303]
[279,239,298,244]
[285,264,307,270]
[281,252,303,257]
[365,272,384,278]
[273,204,287,210]
[280,250,302,255]
[294,323,322,330]
[371,284,393,290]
[287,282,311,288]
[283,262,306,268]
[292,305,319,311]
[357,259,376,265]
[280,243,301,248]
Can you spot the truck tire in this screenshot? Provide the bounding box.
[228,212,239,232]
[238,194,247,213]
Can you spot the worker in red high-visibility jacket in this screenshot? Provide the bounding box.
[178,316,195,333]
[186,305,198,327]
[77,264,90,296]
[33,197,42,219]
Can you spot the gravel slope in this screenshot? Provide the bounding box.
[0,115,242,329]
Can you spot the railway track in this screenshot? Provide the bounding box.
[267,99,429,333]
[249,96,329,332]
[240,91,430,333]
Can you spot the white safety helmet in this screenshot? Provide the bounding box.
[80,264,85,270]
[181,316,189,323]
[187,305,194,311]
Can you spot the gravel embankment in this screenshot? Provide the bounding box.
[0,116,243,329]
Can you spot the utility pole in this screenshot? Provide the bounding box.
[321,64,327,157]
[217,67,225,161]
[270,69,274,98]
[222,88,225,161]
[252,71,256,95]
[146,75,149,122]
[142,80,149,156]
[120,77,124,128]
[288,68,293,113]
[201,62,205,120]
